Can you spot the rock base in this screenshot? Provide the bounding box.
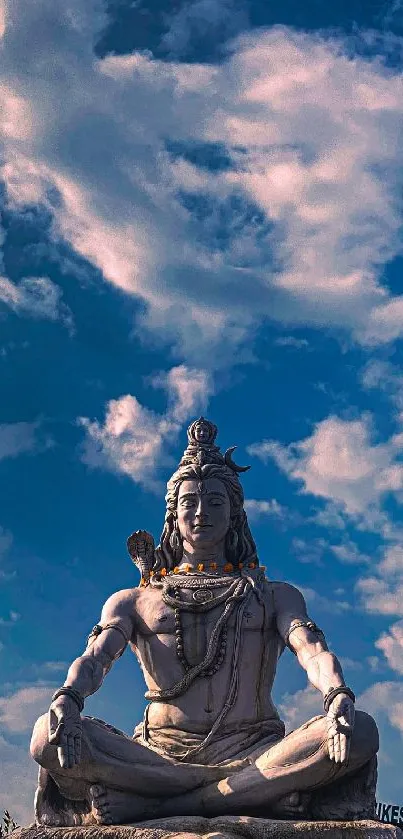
[10,816,403,839]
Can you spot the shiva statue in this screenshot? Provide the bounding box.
[30,418,379,827]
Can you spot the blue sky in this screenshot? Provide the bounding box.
[1,0,403,823]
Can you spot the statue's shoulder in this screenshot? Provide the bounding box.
[102,587,138,614]
[265,580,306,611]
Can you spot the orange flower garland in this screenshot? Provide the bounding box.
[139,561,263,585]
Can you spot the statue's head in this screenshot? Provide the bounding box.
[154,418,258,571]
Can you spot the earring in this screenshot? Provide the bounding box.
[170,520,182,554]
[226,526,238,554]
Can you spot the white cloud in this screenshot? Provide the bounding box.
[360,681,403,739]
[361,359,403,423]
[0,1,5,40]
[244,498,287,519]
[274,336,309,349]
[360,297,403,346]
[0,685,54,825]
[356,575,403,617]
[151,365,211,422]
[160,0,247,58]
[376,621,403,675]
[279,681,403,801]
[79,395,172,491]
[79,365,211,489]
[0,733,37,825]
[0,686,53,734]
[359,680,403,801]
[329,540,371,565]
[1,4,403,356]
[356,543,403,617]
[378,544,403,576]
[0,276,74,332]
[291,537,327,566]
[298,584,351,614]
[0,420,52,462]
[0,526,14,581]
[278,685,322,733]
[248,414,403,521]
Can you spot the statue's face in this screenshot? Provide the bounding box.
[194,422,210,443]
[177,478,231,552]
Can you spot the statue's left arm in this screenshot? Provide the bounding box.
[273,582,355,765]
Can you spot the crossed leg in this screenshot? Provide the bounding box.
[159,711,379,819]
[30,711,378,825]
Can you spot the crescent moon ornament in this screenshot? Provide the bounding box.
[224,446,251,473]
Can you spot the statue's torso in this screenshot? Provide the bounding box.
[129,579,285,735]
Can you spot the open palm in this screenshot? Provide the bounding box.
[48,697,83,769]
[326,693,355,764]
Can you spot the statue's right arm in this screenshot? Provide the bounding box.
[46,589,136,769]
[63,588,136,698]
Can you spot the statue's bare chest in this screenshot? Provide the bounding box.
[133,584,276,639]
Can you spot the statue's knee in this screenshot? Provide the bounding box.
[30,714,49,764]
[352,711,379,761]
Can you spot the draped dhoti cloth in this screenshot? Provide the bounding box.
[30,710,378,819]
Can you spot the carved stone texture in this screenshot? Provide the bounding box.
[308,756,378,821]
[9,816,403,839]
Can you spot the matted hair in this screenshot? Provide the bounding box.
[153,462,258,572]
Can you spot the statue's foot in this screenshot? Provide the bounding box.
[270,792,311,819]
[90,784,155,825]
[34,768,92,827]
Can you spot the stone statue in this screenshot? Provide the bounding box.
[30,418,379,828]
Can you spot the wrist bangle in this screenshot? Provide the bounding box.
[323,685,355,713]
[51,686,85,712]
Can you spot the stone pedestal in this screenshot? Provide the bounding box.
[10,817,403,839]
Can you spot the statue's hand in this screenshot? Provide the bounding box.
[326,693,355,764]
[48,696,83,769]
[127,530,155,564]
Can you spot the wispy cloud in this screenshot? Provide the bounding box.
[274,336,309,349]
[356,575,403,617]
[78,365,211,490]
[0,276,74,333]
[1,2,403,358]
[375,621,403,675]
[244,498,288,520]
[371,691,403,805]
[248,414,403,523]
[0,526,15,581]
[298,584,351,614]
[329,540,371,566]
[278,685,322,733]
[0,420,53,462]
[0,684,55,824]
[356,542,403,618]
[0,685,53,734]
[150,365,212,423]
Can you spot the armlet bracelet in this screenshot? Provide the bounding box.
[285,620,325,653]
[323,685,355,713]
[86,622,130,659]
[51,686,85,712]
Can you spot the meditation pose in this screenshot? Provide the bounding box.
[30,418,379,826]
